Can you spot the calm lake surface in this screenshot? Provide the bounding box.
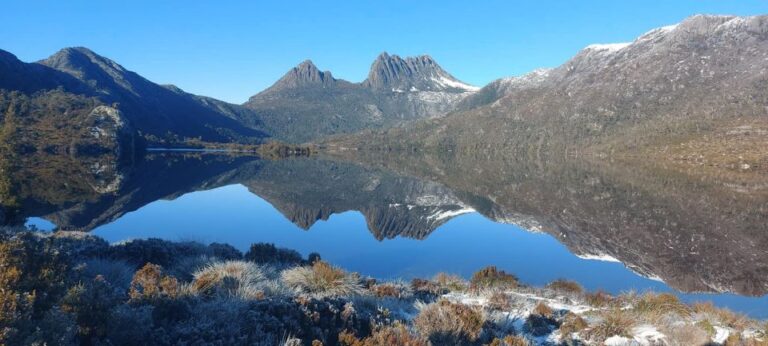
[20,152,768,318]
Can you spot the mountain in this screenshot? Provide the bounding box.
[329,15,768,168]
[242,52,478,143]
[0,47,266,151]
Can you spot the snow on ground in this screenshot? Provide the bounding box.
[431,74,480,91]
[428,207,475,221]
[585,42,631,53]
[713,326,730,344]
[575,252,622,263]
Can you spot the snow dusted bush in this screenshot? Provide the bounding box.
[281,261,363,298]
[413,299,486,345]
[190,260,285,300]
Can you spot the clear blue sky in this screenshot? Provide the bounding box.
[2,1,767,103]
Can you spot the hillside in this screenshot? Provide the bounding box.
[326,15,768,172]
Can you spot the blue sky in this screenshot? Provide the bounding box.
[2,1,767,103]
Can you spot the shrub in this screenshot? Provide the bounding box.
[80,258,134,293]
[245,243,303,265]
[584,290,614,307]
[692,302,751,330]
[488,291,513,311]
[128,263,179,301]
[0,232,71,342]
[413,299,485,345]
[470,266,518,290]
[660,323,709,346]
[370,281,412,299]
[338,322,428,346]
[60,276,121,343]
[434,272,468,292]
[110,238,208,267]
[190,260,269,299]
[633,292,691,321]
[281,261,363,298]
[411,278,443,296]
[207,242,242,260]
[583,309,636,343]
[531,302,554,318]
[546,279,584,296]
[487,335,530,346]
[559,312,588,338]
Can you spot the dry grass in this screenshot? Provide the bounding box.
[338,322,428,346]
[559,312,588,338]
[660,323,710,346]
[692,301,752,330]
[413,299,485,345]
[545,279,584,296]
[190,260,269,299]
[632,292,691,321]
[487,335,530,346]
[584,290,614,308]
[281,261,363,298]
[470,266,518,290]
[487,291,513,311]
[369,281,412,299]
[531,302,554,318]
[411,278,443,296]
[583,309,637,343]
[433,272,468,292]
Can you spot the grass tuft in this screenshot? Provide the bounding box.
[413,299,485,345]
[281,261,363,298]
[190,260,270,299]
[470,266,518,290]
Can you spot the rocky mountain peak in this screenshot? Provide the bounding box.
[265,59,336,92]
[363,52,478,92]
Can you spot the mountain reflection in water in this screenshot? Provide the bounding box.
[8,150,768,318]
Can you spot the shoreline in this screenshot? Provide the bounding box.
[1,228,765,345]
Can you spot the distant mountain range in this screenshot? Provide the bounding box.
[1,14,767,161]
[0,47,479,149]
[328,15,768,169]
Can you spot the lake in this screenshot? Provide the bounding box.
[17,150,768,318]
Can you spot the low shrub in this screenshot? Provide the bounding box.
[338,322,428,346]
[487,335,530,346]
[487,291,513,311]
[531,302,554,318]
[370,281,412,299]
[245,243,304,265]
[546,279,584,296]
[522,303,558,337]
[190,260,269,299]
[128,263,180,301]
[558,312,588,338]
[110,238,208,267]
[60,276,121,343]
[413,299,485,345]
[411,278,443,297]
[79,258,134,292]
[632,292,691,320]
[207,242,242,260]
[692,301,751,330]
[281,261,363,298]
[434,272,468,292]
[584,290,614,307]
[470,266,518,290]
[583,309,636,343]
[660,322,709,346]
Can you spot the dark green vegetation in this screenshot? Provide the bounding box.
[1,228,766,346]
